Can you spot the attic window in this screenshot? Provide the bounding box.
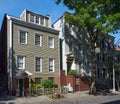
[40,17,44,26]
[36,16,39,24]
[29,13,45,26]
[30,14,34,23]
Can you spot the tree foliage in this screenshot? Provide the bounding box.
[55,0,120,94]
[55,0,120,77]
[55,0,120,44]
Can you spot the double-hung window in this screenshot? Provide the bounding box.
[48,37,54,48]
[35,33,42,46]
[30,14,35,23]
[35,57,42,72]
[19,30,27,44]
[49,58,55,72]
[35,78,41,84]
[29,13,45,26]
[36,16,40,24]
[17,55,25,69]
[40,17,44,26]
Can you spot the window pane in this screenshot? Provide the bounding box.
[48,37,54,48]
[30,14,34,23]
[49,58,54,72]
[17,56,25,69]
[18,63,23,68]
[40,17,44,25]
[36,58,40,65]
[20,34,25,43]
[19,30,27,44]
[35,78,41,84]
[35,34,42,46]
[35,57,42,72]
[35,35,40,45]
[36,16,39,24]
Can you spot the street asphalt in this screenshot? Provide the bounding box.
[0,90,120,104]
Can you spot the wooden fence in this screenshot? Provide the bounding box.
[25,87,68,96]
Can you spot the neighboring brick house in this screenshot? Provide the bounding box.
[0,10,60,95]
[96,35,115,79]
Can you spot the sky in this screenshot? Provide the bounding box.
[0,0,120,43]
[0,0,72,25]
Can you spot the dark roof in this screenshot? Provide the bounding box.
[7,15,59,35]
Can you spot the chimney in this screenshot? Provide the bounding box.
[46,15,51,28]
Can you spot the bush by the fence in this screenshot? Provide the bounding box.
[31,87,68,96]
[31,83,42,88]
[52,83,58,88]
[68,70,77,75]
[41,80,53,88]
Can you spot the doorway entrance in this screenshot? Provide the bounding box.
[19,79,24,96]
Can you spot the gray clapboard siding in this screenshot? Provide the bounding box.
[12,23,60,77]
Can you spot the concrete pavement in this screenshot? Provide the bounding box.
[0,90,89,104]
[0,90,120,104]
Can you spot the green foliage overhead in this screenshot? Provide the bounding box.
[55,0,120,39]
[55,0,120,93]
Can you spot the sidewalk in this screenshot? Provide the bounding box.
[66,90,120,99]
[66,90,89,99]
[0,90,120,104]
[0,90,89,104]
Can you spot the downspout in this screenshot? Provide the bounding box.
[7,15,13,93]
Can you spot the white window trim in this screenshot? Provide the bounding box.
[35,16,40,25]
[29,13,31,22]
[16,55,25,70]
[29,13,35,23]
[49,58,55,72]
[18,30,27,44]
[48,36,54,48]
[29,13,45,26]
[34,33,42,46]
[40,16,45,26]
[34,57,42,73]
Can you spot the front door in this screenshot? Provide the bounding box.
[19,79,24,96]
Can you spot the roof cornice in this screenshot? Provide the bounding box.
[7,15,59,35]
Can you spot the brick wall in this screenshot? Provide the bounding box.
[58,70,90,91]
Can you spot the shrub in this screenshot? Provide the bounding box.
[41,80,53,88]
[68,70,77,75]
[52,83,58,88]
[31,83,42,88]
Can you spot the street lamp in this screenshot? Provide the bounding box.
[112,59,115,93]
[112,41,118,93]
[95,47,101,78]
[112,54,117,93]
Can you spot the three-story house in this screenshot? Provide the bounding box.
[0,10,60,95]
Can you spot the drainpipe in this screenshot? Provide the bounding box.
[7,15,13,94]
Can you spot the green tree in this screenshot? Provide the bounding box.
[55,0,120,94]
[55,0,120,41]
